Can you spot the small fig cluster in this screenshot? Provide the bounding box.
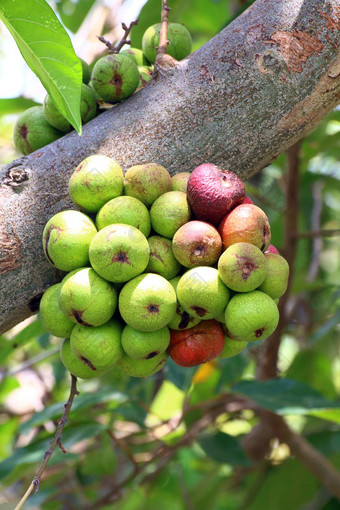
[40,157,289,380]
[13,23,192,155]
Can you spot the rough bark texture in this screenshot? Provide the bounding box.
[1,0,340,333]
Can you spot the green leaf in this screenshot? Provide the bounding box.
[0,376,20,405]
[20,387,128,434]
[285,350,337,400]
[0,0,82,133]
[0,423,104,481]
[0,97,40,115]
[0,318,45,364]
[198,431,250,466]
[165,358,197,391]
[56,0,96,34]
[233,378,340,420]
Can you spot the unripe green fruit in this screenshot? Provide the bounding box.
[89,224,150,283]
[219,337,248,358]
[218,242,267,292]
[224,291,279,342]
[96,195,151,237]
[118,351,168,378]
[171,172,191,192]
[91,54,139,102]
[70,319,123,372]
[119,273,177,332]
[60,339,107,379]
[44,84,97,132]
[39,284,75,338]
[121,47,148,66]
[58,267,117,327]
[146,235,181,280]
[177,267,230,320]
[121,325,170,359]
[69,155,124,213]
[42,210,97,271]
[79,57,91,84]
[13,106,63,155]
[167,276,201,330]
[150,191,191,238]
[124,163,172,207]
[142,23,192,63]
[138,66,152,87]
[258,253,289,298]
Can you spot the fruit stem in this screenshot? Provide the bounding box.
[154,0,171,67]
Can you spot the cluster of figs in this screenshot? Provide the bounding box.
[13,22,192,156]
[39,157,289,379]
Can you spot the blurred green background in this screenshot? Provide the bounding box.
[1,0,340,509]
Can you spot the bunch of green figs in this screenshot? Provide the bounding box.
[39,155,289,380]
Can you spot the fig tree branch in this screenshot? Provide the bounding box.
[15,375,79,510]
[1,0,340,334]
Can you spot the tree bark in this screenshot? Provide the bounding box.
[1,0,340,333]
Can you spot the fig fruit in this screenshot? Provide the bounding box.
[187,164,245,226]
[168,319,225,367]
[124,163,172,207]
[69,155,124,213]
[91,54,139,102]
[42,210,97,271]
[13,106,63,155]
[142,23,192,63]
[118,273,177,332]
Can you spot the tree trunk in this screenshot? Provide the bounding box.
[1,0,339,333]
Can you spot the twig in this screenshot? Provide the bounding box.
[264,412,340,501]
[257,140,301,380]
[154,0,171,67]
[97,19,138,54]
[107,429,139,474]
[15,375,79,510]
[307,180,325,282]
[0,346,60,383]
[295,228,340,239]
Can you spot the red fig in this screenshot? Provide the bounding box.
[172,220,222,268]
[168,319,225,367]
[265,244,280,255]
[186,164,245,225]
[219,204,271,251]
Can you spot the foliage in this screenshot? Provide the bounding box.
[0,0,340,509]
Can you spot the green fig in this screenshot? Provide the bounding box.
[121,325,170,359]
[119,273,177,332]
[42,210,97,272]
[68,155,124,213]
[150,191,191,238]
[91,54,139,102]
[70,319,123,372]
[44,84,97,132]
[142,23,192,63]
[58,267,117,327]
[60,338,107,379]
[224,290,279,342]
[13,106,63,155]
[124,163,172,207]
[118,351,168,378]
[39,284,75,338]
[96,195,151,237]
[89,224,150,283]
